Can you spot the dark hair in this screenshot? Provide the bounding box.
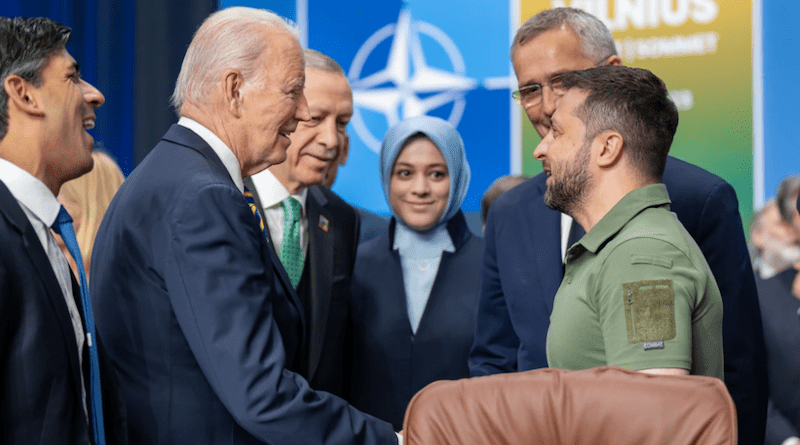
[560,65,679,181]
[775,175,800,223]
[481,175,529,224]
[0,17,71,140]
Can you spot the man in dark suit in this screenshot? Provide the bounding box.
[91,8,398,445]
[469,7,768,444]
[245,49,357,398]
[0,17,112,444]
[757,176,800,445]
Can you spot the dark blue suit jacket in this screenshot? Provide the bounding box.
[91,124,396,445]
[470,156,768,445]
[755,269,800,445]
[0,180,93,444]
[0,179,126,444]
[244,178,360,398]
[349,211,483,430]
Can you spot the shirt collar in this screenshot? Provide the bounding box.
[573,183,671,257]
[0,157,60,227]
[393,220,455,257]
[178,116,244,194]
[249,168,308,215]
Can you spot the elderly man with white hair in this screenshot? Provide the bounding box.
[91,7,400,445]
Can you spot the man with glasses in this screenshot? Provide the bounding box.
[469,7,767,445]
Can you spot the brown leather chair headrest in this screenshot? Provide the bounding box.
[403,366,737,445]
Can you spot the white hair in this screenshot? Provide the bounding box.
[171,7,300,113]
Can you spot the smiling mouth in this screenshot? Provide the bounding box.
[83,117,95,130]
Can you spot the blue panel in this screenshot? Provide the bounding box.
[309,0,511,215]
[763,2,800,201]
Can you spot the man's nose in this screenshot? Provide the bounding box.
[540,86,558,123]
[294,92,311,121]
[82,80,105,109]
[319,119,338,149]
[533,136,549,161]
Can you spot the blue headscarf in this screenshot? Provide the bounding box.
[379,115,471,228]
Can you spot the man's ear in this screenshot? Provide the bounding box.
[223,69,245,117]
[4,75,45,117]
[594,130,624,168]
[604,55,623,67]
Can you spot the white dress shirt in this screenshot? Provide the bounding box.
[178,117,244,194]
[0,157,87,415]
[249,169,309,257]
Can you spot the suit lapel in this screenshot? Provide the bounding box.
[531,176,565,312]
[0,181,85,404]
[305,187,333,379]
[241,175,305,336]
[242,177,276,246]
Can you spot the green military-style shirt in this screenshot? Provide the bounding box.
[546,184,723,378]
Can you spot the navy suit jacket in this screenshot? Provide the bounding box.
[91,124,396,445]
[470,156,768,445]
[755,269,800,444]
[0,179,93,444]
[349,211,483,430]
[0,179,126,444]
[244,179,359,398]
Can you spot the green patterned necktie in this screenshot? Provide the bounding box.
[280,197,305,288]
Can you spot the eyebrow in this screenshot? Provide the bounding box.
[68,62,81,77]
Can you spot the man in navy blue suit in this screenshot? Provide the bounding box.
[91,7,398,445]
[469,7,767,444]
[0,17,118,444]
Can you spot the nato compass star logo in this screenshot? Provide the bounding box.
[348,7,509,154]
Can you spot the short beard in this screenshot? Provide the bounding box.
[543,141,592,216]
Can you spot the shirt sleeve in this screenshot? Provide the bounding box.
[592,237,706,372]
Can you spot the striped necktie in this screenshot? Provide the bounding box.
[52,206,105,445]
[244,187,267,236]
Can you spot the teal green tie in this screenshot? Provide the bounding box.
[280,197,304,288]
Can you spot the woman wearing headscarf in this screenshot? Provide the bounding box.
[348,115,483,430]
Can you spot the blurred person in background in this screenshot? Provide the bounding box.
[757,175,800,445]
[55,150,125,280]
[750,199,799,280]
[480,174,529,230]
[349,115,482,430]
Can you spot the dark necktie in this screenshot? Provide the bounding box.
[244,187,271,243]
[52,206,105,445]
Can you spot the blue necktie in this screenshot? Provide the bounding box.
[52,206,105,445]
[244,186,269,240]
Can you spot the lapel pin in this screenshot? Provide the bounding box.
[319,215,330,232]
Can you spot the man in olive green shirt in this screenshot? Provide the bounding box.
[534,65,723,378]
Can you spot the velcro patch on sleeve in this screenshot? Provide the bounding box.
[622,279,676,343]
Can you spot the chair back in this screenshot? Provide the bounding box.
[403,366,737,445]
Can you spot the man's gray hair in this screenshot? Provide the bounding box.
[511,7,617,63]
[171,7,300,113]
[304,49,345,75]
[776,175,800,223]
